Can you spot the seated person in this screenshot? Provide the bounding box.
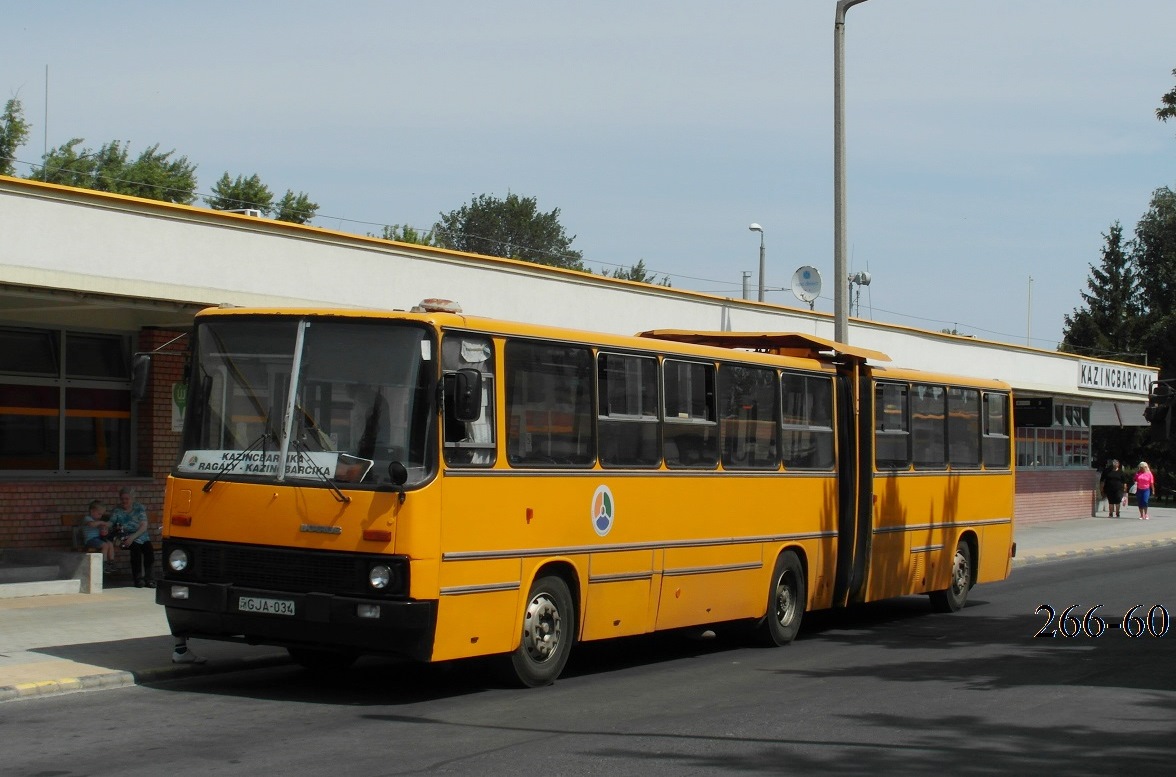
[82,499,115,562]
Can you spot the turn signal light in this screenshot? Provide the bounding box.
[362,529,392,542]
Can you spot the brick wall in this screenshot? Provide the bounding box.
[0,327,186,555]
[140,328,188,486]
[1015,468,1099,524]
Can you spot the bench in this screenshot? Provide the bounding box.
[62,514,100,552]
[63,513,161,550]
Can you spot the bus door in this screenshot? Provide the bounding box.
[831,363,874,607]
[831,367,856,606]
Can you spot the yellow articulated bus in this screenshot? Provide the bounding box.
[151,301,1014,686]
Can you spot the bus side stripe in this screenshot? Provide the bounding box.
[441,530,836,561]
[439,581,521,596]
[587,571,654,583]
[662,561,762,577]
[873,517,1011,535]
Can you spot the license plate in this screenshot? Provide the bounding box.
[238,596,295,616]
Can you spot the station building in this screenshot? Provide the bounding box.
[0,176,1157,551]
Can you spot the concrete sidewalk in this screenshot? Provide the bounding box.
[3,506,1176,703]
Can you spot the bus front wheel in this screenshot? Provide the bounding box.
[930,540,973,613]
[757,551,805,646]
[510,575,575,687]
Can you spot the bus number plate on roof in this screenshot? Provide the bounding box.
[238,596,295,616]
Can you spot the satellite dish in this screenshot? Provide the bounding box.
[791,266,822,306]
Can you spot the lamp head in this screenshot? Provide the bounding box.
[748,223,763,233]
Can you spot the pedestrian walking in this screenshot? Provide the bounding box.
[1134,461,1155,520]
[1100,459,1127,518]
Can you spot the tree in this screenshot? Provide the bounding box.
[34,138,197,203]
[1063,223,1149,470]
[1061,222,1143,361]
[433,192,585,271]
[1135,187,1176,372]
[0,97,30,177]
[115,143,198,203]
[1157,67,1176,127]
[373,224,436,246]
[273,190,319,224]
[205,173,274,215]
[606,259,671,286]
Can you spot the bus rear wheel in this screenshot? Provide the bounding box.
[509,575,575,687]
[930,540,973,613]
[757,551,805,646]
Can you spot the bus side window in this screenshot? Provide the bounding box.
[947,387,981,469]
[875,382,910,470]
[505,340,595,467]
[441,336,496,467]
[911,383,946,470]
[598,352,660,467]
[663,359,718,469]
[719,363,778,470]
[983,391,1011,469]
[781,372,834,470]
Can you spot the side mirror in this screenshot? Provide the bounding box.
[386,461,409,504]
[446,368,483,422]
[131,354,152,402]
[387,461,408,486]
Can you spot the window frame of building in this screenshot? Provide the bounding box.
[1014,398,1090,470]
[0,325,135,476]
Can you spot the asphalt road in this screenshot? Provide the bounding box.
[5,547,1175,777]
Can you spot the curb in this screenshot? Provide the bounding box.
[1013,536,1176,568]
[0,670,136,703]
[0,653,291,703]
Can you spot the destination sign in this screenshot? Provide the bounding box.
[178,449,338,478]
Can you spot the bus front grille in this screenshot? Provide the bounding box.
[166,540,409,597]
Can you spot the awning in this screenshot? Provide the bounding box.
[1090,400,1149,427]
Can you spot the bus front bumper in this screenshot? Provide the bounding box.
[156,580,437,661]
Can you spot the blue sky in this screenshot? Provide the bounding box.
[5,1,1174,352]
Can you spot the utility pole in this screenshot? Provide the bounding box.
[834,0,871,343]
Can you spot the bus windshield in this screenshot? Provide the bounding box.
[177,317,436,488]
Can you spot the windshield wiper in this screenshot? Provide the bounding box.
[289,437,351,503]
[203,428,272,493]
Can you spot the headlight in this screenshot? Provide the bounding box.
[369,564,392,589]
[168,548,190,572]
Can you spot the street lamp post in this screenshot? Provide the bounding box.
[834,0,870,344]
[1027,274,1033,346]
[749,223,765,302]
